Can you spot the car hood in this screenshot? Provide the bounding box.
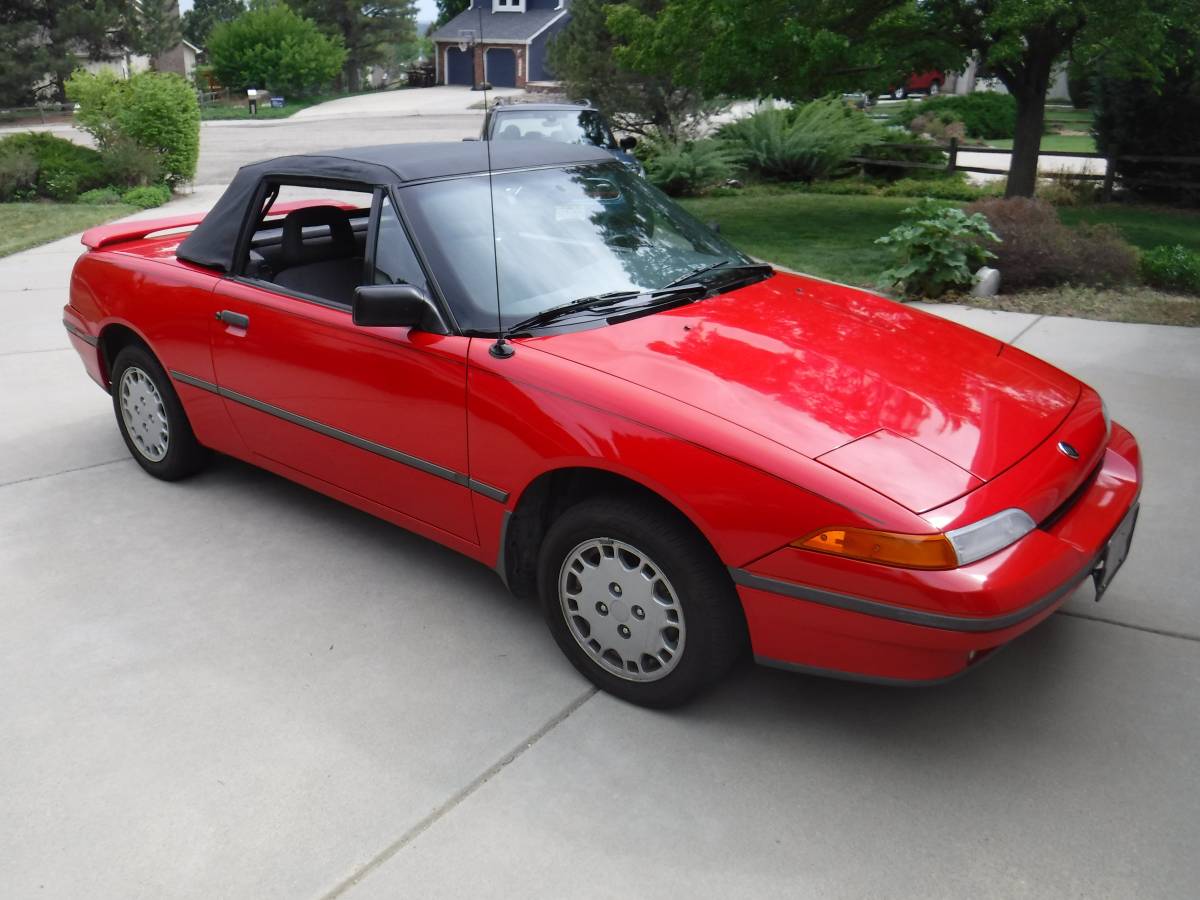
[526,273,1080,512]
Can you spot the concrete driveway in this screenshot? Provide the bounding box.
[289,85,524,121]
[2,193,1199,897]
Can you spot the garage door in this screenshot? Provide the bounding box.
[486,48,517,88]
[445,47,473,85]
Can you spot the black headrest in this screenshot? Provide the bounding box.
[281,205,357,266]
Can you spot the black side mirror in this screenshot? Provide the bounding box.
[619,135,638,151]
[353,284,445,331]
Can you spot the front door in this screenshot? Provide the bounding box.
[207,185,477,542]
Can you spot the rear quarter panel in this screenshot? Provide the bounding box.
[69,247,236,452]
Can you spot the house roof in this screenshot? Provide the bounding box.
[430,3,569,44]
[176,140,612,272]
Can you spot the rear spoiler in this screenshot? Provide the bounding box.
[80,199,360,251]
[81,214,207,250]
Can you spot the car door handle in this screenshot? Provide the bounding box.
[216,310,250,329]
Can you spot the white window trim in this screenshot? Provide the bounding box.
[492,0,526,11]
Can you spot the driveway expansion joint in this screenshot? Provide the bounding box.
[1008,314,1046,346]
[1058,609,1200,644]
[0,458,129,490]
[320,686,598,899]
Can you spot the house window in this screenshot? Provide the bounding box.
[493,0,525,11]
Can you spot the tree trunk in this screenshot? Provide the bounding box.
[1002,48,1056,199]
[1005,90,1047,198]
[344,58,361,93]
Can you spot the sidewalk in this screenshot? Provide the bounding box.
[2,205,1198,898]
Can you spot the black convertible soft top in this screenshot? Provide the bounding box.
[177,141,613,272]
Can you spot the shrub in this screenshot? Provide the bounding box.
[207,4,346,97]
[1036,169,1098,207]
[79,187,126,205]
[0,132,107,200]
[880,175,999,202]
[1140,245,1200,295]
[642,135,738,196]
[1094,38,1200,206]
[803,178,880,196]
[122,184,172,209]
[720,100,882,181]
[875,198,999,298]
[907,112,967,143]
[965,198,1138,290]
[896,93,1017,140]
[0,148,38,201]
[68,70,199,186]
[859,129,946,181]
[102,136,164,187]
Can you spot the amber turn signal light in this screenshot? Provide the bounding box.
[793,527,959,570]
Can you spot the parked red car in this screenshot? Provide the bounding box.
[891,70,945,99]
[64,142,1140,706]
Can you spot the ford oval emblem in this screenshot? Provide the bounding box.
[1058,441,1080,460]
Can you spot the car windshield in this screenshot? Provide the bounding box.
[491,109,617,150]
[401,163,754,333]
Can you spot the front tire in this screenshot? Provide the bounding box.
[539,496,746,708]
[111,344,210,481]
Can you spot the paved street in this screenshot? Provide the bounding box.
[2,94,1199,897]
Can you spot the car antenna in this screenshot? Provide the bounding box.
[479,4,514,360]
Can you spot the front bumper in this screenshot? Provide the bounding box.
[736,422,1142,684]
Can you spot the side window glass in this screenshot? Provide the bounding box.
[373,194,429,293]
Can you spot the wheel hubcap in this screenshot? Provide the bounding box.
[119,366,169,462]
[559,538,686,683]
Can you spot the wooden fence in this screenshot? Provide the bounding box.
[850,138,1200,200]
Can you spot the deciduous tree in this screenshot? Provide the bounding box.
[549,0,716,139]
[431,0,470,30]
[607,0,1200,197]
[294,1,419,90]
[182,0,245,48]
[206,3,347,96]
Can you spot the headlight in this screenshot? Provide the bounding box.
[794,507,1036,570]
[945,508,1036,566]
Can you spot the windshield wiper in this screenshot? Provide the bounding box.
[506,285,705,335]
[665,260,773,288]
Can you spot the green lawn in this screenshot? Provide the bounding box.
[0,203,137,258]
[676,187,1200,324]
[679,190,914,285]
[199,87,414,120]
[681,188,1200,288]
[1044,106,1093,126]
[987,134,1098,154]
[200,99,323,120]
[1059,205,1200,252]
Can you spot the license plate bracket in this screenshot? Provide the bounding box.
[1093,503,1139,601]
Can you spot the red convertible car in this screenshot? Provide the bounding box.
[63,142,1141,707]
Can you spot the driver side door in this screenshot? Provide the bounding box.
[208,185,478,543]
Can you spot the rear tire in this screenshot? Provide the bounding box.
[111,344,210,481]
[892,86,907,100]
[539,496,746,708]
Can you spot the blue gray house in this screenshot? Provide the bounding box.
[430,1,572,88]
